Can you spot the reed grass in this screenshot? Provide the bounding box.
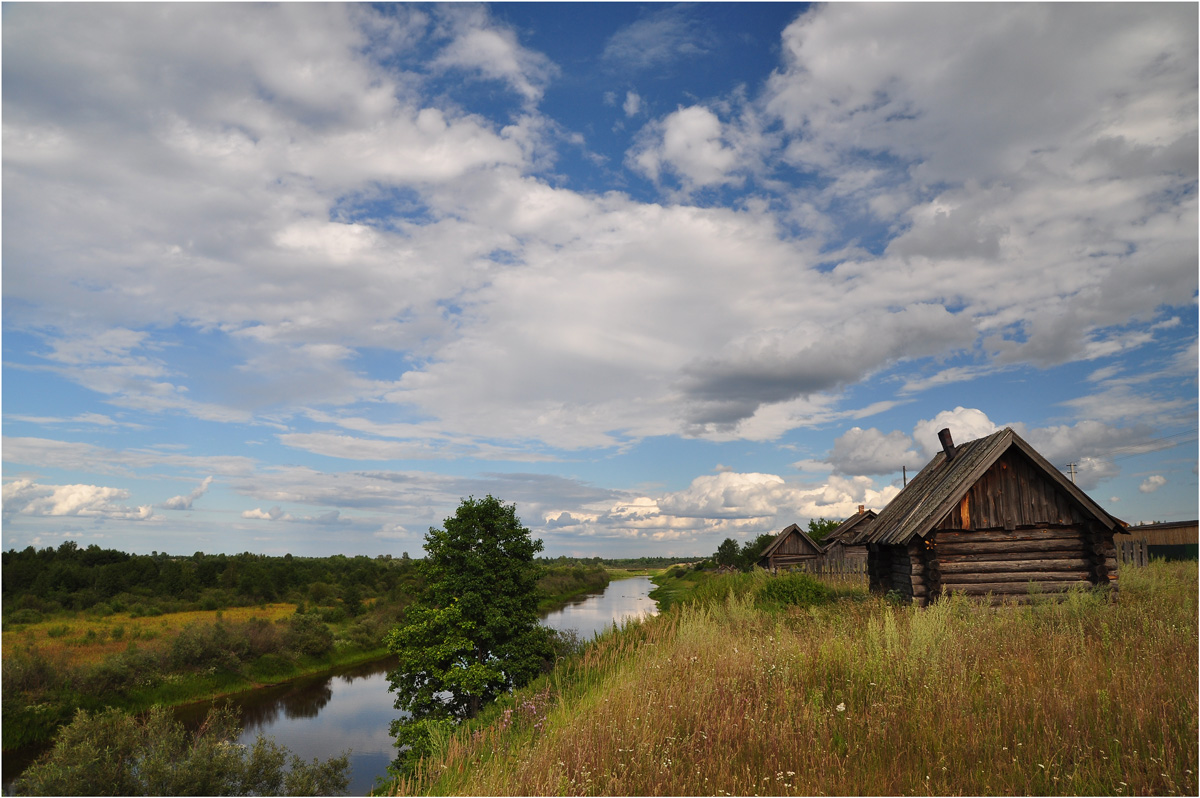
[390,560,1197,796]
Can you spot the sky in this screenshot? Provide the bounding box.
[2,2,1197,559]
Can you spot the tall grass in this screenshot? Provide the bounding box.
[389,560,1197,796]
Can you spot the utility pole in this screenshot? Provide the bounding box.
[902,465,907,487]
[1067,462,1077,484]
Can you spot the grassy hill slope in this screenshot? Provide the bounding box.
[386,562,1197,796]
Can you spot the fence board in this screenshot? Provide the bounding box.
[1117,539,1148,567]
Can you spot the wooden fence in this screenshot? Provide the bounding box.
[795,556,868,578]
[1116,539,1149,568]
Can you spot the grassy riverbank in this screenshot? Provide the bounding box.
[386,560,1197,796]
[536,563,612,613]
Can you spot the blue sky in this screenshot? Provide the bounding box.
[3,3,1197,558]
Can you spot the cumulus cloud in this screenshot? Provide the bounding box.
[761,3,1197,368]
[827,427,923,476]
[629,105,742,189]
[163,476,214,510]
[911,407,1001,459]
[2,479,156,521]
[1139,475,1167,494]
[541,470,900,552]
[242,506,293,521]
[431,6,558,105]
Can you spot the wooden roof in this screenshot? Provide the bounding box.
[824,508,876,544]
[852,427,1124,546]
[760,523,825,559]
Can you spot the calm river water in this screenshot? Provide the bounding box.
[5,576,658,796]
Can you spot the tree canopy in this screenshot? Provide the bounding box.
[385,496,553,770]
[714,533,777,571]
[806,517,841,544]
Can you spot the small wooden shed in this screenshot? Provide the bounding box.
[758,523,825,571]
[821,505,875,564]
[852,427,1124,606]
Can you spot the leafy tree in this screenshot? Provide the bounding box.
[737,532,778,571]
[714,537,740,567]
[11,704,349,796]
[807,517,841,544]
[385,496,552,771]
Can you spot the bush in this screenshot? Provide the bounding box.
[170,623,239,672]
[284,612,334,658]
[249,653,295,680]
[11,704,349,796]
[316,606,347,624]
[755,572,832,609]
[7,608,44,625]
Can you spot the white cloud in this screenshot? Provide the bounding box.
[1139,475,1167,494]
[827,427,923,476]
[912,408,1001,458]
[623,91,642,118]
[548,470,900,552]
[431,7,558,105]
[1073,457,1120,491]
[629,105,741,189]
[601,7,713,71]
[163,475,214,510]
[2,479,156,521]
[242,506,293,522]
[761,3,1196,367]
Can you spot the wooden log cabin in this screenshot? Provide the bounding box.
[821,505,875,564]
[851,427,1124,607]
[758,523,825,572]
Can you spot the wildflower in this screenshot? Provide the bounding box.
[836,702,846,712]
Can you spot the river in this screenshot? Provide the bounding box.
[5,576,658,796]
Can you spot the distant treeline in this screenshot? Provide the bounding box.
[2,544,622,623]
[599,556,705,569]
[2,542,419,620]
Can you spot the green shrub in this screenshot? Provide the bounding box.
[46,624,71,639]
[11,704,349,796]
[249,653,295,680]
[755,571,832,609]
[317,606,347,624]
[7,608,44,625]
[284,612,334,658]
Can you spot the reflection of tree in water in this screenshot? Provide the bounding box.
[234,676,334,731]
[283,682,334,719]
[178,659,399,736]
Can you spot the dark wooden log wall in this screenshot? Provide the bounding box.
[921,525,1117,603]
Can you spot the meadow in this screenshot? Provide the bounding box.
[388,560,1197,796]
[1,604,299,667]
